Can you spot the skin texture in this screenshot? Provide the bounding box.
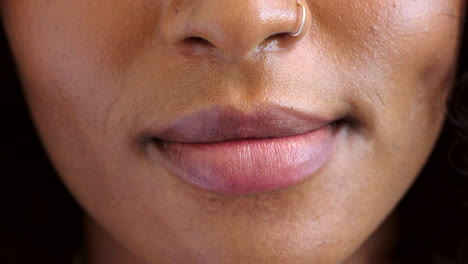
[1,0,465,263]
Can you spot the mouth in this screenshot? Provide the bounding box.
[145,106,342,195]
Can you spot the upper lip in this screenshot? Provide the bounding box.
[149,106,336,143]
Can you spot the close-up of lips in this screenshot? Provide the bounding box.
[1,0,468,264]
[148,107,342,194]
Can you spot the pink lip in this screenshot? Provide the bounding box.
[148,106,338,194]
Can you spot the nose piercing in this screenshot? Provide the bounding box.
[289,1,306,37]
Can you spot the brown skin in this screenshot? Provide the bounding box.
[1,0,464,263]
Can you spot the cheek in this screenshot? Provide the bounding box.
[2,1,165,166]
[2,0,163,121]
[319,0,462,124]
[1,2,151,214]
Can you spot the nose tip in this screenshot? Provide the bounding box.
[160,0,308,60]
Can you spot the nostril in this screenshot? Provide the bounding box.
[183,36,215,48]
[265,32,291,42]
[164,0,309,59]
[262,32,292,49]
[179,36,217,55]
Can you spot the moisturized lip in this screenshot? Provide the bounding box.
[147,106,338,194]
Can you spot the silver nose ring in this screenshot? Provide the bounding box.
[289,1,306,37]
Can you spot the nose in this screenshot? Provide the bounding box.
[159,0,308,60]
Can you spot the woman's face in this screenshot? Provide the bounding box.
[2,0,464,263]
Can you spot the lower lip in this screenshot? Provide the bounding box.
[153,126,335,195]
